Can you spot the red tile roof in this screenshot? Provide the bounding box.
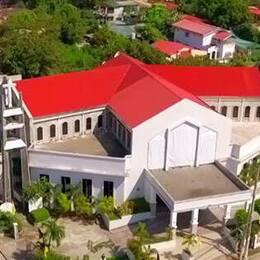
[173,19,218,35]
[147,65,260,97]
[249,6,260,16]
[152,40,191,56]
[16,53,206,128]
[214,31,232,41]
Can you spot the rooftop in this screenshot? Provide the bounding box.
[152,40,191,56]
[147,65,260,97]
[231,122,260,145]
[35,132,128,158]
[16,53,206,128]
[249,6,260,16]
[173,18,218,35]
[151,164,244,201]
[214,31,233,41]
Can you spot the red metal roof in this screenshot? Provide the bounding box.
[214,31,232,41]
[173,19,218,35]
[16,53,206,128]
[147,65,260,97]
[152,40,191,56]
[249,6,260,16]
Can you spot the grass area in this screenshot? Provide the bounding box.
[130,198,150,214]
[144,232,171,244]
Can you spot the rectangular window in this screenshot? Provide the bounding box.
[104,181,113,197]
[40,174,49,182]
[185,32,190,37]
[82,179,92,198]
[61,176,71,193]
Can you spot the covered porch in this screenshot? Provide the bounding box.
[144,163,251,234]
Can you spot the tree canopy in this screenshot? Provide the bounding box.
[191,0,249,29]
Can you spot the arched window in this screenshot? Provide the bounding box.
[50,124,56,138]
[98,115,103,128]
[210,105,216,111]
[74,120,80,133]
[244,106,251,118]
[232,106,239,118]
[62,122,68,135]
[37,127,43,140]
[86,117,92,130]
[221,106,227,116]
[256,106,260,118]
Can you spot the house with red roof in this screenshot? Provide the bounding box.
[173,17,235,60]
[1,53,257,233]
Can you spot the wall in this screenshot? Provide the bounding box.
[32,108,105,145]
[203,97,260,122]
[174,28,215,50]
[125,99,232,199]
[219,42,236,59]
[30,167,126,205]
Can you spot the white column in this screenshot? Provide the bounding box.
[244,201,250,211]
[223,204,232,227]
[190,209,199,234]
[170,211,178,229]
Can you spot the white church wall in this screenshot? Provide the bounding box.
[32,108,105,144]
[123,99,232,200]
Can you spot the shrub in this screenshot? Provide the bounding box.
[117,200,134,217]
[74,195,93,218]
[255,199,260,215]
[55,193,70,214]
[0,211,21,234]
[117,198,150,217]
[234,209,249,228]
[96,196,119,220]
[31,208,50,223]
[23,179,52,202]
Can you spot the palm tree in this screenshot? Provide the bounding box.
[41,219,65,250]
[135,222,150,245]
[182,233,201,255]
[66,183,82,211]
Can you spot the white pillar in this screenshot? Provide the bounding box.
[170,211,178,229]
[244,201,250,211]
[190,209,199,234]
[222,204,232,227]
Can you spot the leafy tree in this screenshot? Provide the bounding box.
[0,10,61,77]
[234,23,260,43]
[57,3,86,44]
[143,4,178,35]
[193,0,249,29]
[240,156,260,186]
[136,24,166,43]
